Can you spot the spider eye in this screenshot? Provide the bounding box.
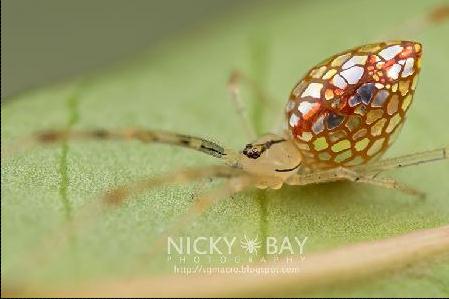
[242,144,261,159]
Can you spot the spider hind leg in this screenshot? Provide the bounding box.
[287,147,447,197]
[351,147,448,176]
[286,167,425,198]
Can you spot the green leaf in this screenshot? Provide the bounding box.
[2,0,449,296]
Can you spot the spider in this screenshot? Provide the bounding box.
[26,41,447,234]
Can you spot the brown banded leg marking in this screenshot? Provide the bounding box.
[33,129,239,161]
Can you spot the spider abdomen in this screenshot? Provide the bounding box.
[286,41,422,168]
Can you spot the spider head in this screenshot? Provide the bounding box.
[239,134,303,181]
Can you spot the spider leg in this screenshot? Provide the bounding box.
[65,166,246,237]
[101,165,245,206]
[286,167,425,198]
[355,176,425,198]
[227,70,280,138]
[228,70,274,108]
[147,174,255,257]
[16,166,252,271]
[6,128,242,167]
[378,3,449,39]
[227,71,257,139]
[350,147,448,177]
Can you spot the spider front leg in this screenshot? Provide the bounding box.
[19,166,254,268]
[227,71,257,140]
[227,70,278,139]
[4,128,244,169]
[286,167,425,198]
[145,174,256,256]
[101,165,244,206]
[48,166,246,240]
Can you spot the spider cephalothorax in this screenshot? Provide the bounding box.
[237,134,303,184]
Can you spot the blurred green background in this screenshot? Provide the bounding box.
[2,0,260,98]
